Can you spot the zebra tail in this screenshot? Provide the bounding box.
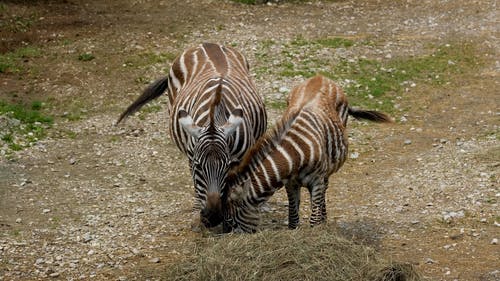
[116,77,169,124]
[347,107,393,123]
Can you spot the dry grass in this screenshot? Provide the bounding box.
[166,225,423,281]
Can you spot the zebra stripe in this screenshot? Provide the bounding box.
[117,43,267,228]
[220,75,392,233]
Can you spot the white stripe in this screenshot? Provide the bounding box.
[179,53,188,85]
[293,122,317,166]
[170,68,181,90]
[267,155,280,182]
[258,160,272,187]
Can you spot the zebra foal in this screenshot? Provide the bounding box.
[117,43,267,229]
[214,75,392,233]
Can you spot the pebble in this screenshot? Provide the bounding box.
[404,139,412,145]
[278,86,289,93]
[42,209,51,214]
[491,238,498,245]
[425,258,435,264]
[82,233,92,243]
[15,218,22,223]
[442,210,464,221]
[149,257,160,263]
[135,207,145,214]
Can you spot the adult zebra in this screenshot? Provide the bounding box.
[117,43,267,229]
[212,75,391,233]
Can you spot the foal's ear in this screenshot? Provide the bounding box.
[223,107,243,137]
[178,109,202,139]
[230,185,245,202]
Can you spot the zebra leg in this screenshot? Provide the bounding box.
[285,183,301,229]
[321,178,329,221]
[190,193,205,232]
[308,183,327,226]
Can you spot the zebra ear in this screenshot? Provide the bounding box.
[223,107,243,137]
[178,109,202,139]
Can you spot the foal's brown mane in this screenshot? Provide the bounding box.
[226,108,301,187]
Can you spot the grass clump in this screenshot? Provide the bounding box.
[0,100,53,152]
[0,46,41,74]
[166,226,422,281]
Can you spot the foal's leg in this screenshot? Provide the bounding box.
[308,182,327,226]
[285,183,301,229]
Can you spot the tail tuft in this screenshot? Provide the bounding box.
[116,77,169,125]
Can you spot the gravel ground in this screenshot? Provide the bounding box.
[1,0,498,280]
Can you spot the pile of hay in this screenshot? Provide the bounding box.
[167,225,422,281]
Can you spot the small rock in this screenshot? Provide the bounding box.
[131,248,142,255]
[442,210,464,221]
[411,220,420,225]
[69,158,77,165]
[425,258,435,264]
[278,86,289,93]
[149,257,160,263]
[350,152,359,159]
[15,218,22,223]
[49,272,60,278]
[404,139,412,145]
[43,209,51,214]
[491,238,498,245]
[135,207,145,214]
[82,233,92,243]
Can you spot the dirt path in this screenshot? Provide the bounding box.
[1,0,498,280]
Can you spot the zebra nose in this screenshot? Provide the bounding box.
[200,192,223,227]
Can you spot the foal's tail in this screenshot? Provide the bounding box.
[116,77,169,124]
[348,107,393,123]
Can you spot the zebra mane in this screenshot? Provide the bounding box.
[226,108,301,187]
[208,79,224,132]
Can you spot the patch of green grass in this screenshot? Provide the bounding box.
[266,99,287,110]
[0,100,52,124]
[78,53,95,61]
[125,51,177,68]
[65,130,78,139]
[0,46,42,74]
[0,100,53,151]
[255,39,480,114]
[316,37,355,48]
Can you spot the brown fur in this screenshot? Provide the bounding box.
[201,192,223,228]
